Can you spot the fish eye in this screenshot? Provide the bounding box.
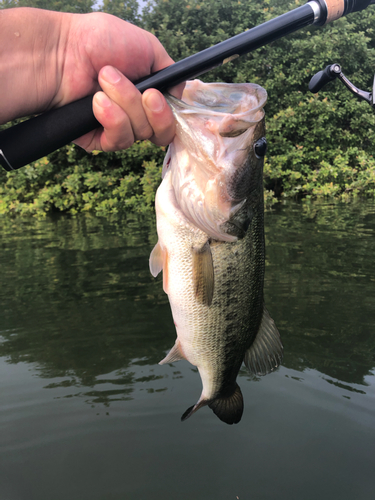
[254,137,267,158]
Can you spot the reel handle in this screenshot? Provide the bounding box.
[308,64,341,93]
[309,63,374,107]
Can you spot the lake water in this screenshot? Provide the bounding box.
[0,201,374,500]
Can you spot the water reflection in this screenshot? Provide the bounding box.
[0,201,374,405]
[265,201,375,385]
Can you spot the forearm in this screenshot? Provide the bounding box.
[0,7,71,124]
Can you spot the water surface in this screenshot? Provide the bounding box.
[0,201,374,500]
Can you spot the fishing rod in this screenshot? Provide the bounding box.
[0,0,374,172]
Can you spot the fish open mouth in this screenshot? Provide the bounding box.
[164,80,267,242]
[167,80,267,124]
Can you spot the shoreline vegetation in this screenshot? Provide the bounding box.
[1,0,375,216]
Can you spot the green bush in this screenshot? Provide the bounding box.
[1,0,375,215]
[0,142,165,215]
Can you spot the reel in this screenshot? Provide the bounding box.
[309,63,375,108]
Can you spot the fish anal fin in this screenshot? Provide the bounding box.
[149,242,164,277]
[208,384,244,425]
[192,241,214,306]
[244,306,283,376]
[159,341,185,365]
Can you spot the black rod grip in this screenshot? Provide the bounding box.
[0,96,99,171]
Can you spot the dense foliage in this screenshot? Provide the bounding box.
[0,141,166,215]
[1,0,375,215]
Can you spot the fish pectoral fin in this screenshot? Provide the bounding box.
[159,341,185,365]
[244,306,283,376]
[192,241,214,306]
[149,241,164,277]
[149,242,169,294]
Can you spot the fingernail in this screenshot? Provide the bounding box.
[144,92,165,113]
[95,92,111,108]
[101,66,122,84]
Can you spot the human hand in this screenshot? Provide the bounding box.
[77,65,179,152]
[65,13,183,151]
[0,9,182,151]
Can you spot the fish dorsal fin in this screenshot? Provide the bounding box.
[244,306,283,376]
[192,241,214,306]
[149,241,164,277]
[159,341,185,365]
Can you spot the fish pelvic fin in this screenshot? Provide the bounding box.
[244,306,283,376]
[192,241,214,306]
[181,384,244,425]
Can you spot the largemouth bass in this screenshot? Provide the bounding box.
[150,80,282,425]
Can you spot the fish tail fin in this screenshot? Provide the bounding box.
[208,384,244,425]
[181,384,244,425]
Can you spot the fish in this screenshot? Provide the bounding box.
[149,80,283,425]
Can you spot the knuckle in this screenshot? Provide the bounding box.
[123,86,141,107]
[103,136,134,152]
[135,123,153,142]
[152,136,172,147]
